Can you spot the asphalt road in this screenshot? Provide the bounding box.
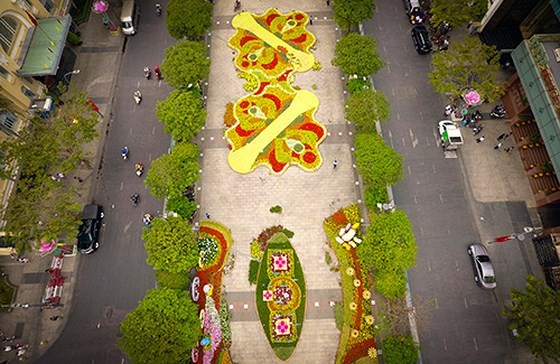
[37,1,172,362]
[363,1,518,363]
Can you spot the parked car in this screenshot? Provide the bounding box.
[77,204,104,254]
[467,244,497,289]
[411,25,432,54]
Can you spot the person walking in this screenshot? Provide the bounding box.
[476,136,485,143]
[494,142,503,150]
[205,212,211,219]
[333,160,338,169]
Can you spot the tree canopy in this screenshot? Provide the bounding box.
[333,0,375,30]
[117,288,201,364]
[161,40,211,89]
[358,209,416,273]
[156,89,206,142]
[345,89,391,132]
[430,0,487,28]
[428,36,503,102]
[144,142,200,200]
[382,335,419,364]
[355,132,403,188]
[142,215,199,273]
[166,0,213,40]
[332,33,385,77]
[503,275,560,363]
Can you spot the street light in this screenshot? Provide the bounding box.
[63,69,80,84]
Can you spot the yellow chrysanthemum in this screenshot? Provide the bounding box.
[351,329,360,338]
[349,302,357,311]
[353,279,361,287]
[363,290,371,300]
[368,347,378,358]
[365,315,374,325]
[346,267,355,276]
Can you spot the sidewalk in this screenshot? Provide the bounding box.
[0,7,124,362]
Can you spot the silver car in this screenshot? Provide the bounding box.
[467,244,497,289]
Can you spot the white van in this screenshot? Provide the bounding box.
[120,0,138,35]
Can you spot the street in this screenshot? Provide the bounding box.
[37,1,172,362]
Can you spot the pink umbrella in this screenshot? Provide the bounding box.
[92,1,109,14]
[463,90,482,106]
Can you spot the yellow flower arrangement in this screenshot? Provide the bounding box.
[346,267,355,276]
[368,347,378,358]
[353,279,361,287]
[365,315,374,325]
[351,329,360,338]
[349,302,357,311]
[363,290,371,300]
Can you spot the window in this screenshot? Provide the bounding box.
[41,0,55,13]
[0,111,16,135]
[21,86,35,99]
[0,16,18,54]
[0,66,7,78]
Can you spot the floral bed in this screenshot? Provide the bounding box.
[192,221,234,364]
[226,9,326,175]
[254,229,306,360]
[324,205,378,364]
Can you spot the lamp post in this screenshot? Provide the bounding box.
[63,69,80,84]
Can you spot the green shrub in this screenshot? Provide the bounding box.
[167,196,198,218]
[156,270,191,290]
[219,300,232,348]
[325,251,332,265]
[334,301,344,330]
[375,269,408,299]
[269,205,283,214]
[283,228,294,238]
[248,260,259,285]
[382,335,419,364]
[67,32,82,46]
[347,77,371,95]
[364,184,388,210]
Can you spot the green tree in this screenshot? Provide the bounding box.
[145,142,200,200]
[166,0,212,40]
[355,132,403,187]
[503,275,560,363]
[430,0,487,28]
[117,288,201,364]
[142,215,199,273]
[429,36,503,102]
[345,89,391,132]
[382,335,419,364]
[333,0,375,30]
[332,33,385,77]
[156,89,206,142]
[161,40,210,89]
[358,209,416,273]
[166,196,198,219]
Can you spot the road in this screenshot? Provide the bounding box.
[37,1,172,362]
[364,1,517,363]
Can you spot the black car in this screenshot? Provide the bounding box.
[77,204,103,254]
[411,25,432,54]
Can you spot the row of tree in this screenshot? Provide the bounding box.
[0,86,99,251]
[118,1,214,362]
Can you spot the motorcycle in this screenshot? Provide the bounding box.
[143,66,151,79]
[154,65,162,80]
[143,213,153,227]
[135,162,144,177]
[155,3,162,16]
[490,105,506,119]
[130,193,139,206]
[133,90,142,105]
[473,124,484,136]
[121,146,129,160]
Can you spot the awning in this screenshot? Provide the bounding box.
[18,15,72,77]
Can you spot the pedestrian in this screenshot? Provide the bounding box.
[333,160,338,169]
[504,131,513,140]
[309,15,313,25]
[494,142,503,150]
[476,136,485,143]
[73,176,83,183]
[326,0,330,6]
[57,172,66,180]
[205,212,210,219]
[49,315,61,321]
[50,175,57,181]
[496,133,507,141]
[505,146,515,153]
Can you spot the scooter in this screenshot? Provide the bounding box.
[155,3,162,16]
[490,105,506,119]
[130,193,139,206]
[135,163,144,177]
[133,90,142,105]
[143,66,151,79]
[143,213,153,227]
[473,124,484,136]
[121,146,129,160]
[154,66,162,80]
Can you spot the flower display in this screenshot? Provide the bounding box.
[351,329,360,338]
[227,9,326,175]
[368,347,378,358]
[267,249,294,277]
[353,279,361,287]
[349,302,357,311]
[268,277,301,312]
[263,290,273,301]
[198,237,220,269]
[346,267,355,276]
[365,315,374,325]
[271,313,297,342]
[362,290,371,300]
